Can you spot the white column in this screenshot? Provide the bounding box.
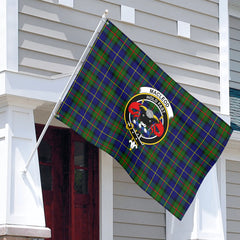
[99,150,113,240]
[166,1,229,239]
[166,165,224,240]
[0,96,50,239]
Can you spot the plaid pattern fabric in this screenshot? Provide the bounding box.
[56,20,232,220]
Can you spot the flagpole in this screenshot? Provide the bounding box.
[22,10,109,174]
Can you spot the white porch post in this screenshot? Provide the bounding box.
[99,150,113,240]
[0,96,51,240]
[166,165,225,240]
[0,0,50,238]
[166,1,229,239]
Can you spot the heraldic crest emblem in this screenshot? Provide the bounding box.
[124,87,174,150]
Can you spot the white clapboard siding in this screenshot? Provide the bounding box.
[19,0,221,111]
[226,160,240,240]
[101,0,219,31]
[18,0,222,239]
[113,160,166,240]
[230,16,240,90]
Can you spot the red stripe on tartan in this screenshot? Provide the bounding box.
[65,52,102,127]
[78,34,127,141]
[59,110,185,217]
[133,146,197,197]
[59,100,193,205]
[129,131,202,197]
[105,22,231,136]
[162,105,209,207]
[150,67,207,176]
[85,124,185,217]
[97,44,140,150]
[170,116,220,161]
[140,103,205,200]
[80,70,124,107]
[63,94,126,135]
[73,28,119,130]
[135,145,155,186]
[95,25,207,194]
[91,47,139,91]
[167,92,213,169]
[166,80,222,162]
[126,131,199,197]
[163,103,220,209]
[135,99,203,198]
[141,54,231,138]
[98,26,164,95]
[62,93,196,196]
[172,115,223,216]
[59,21,231,219]
[62,98,200,207]
[155,103,201,207]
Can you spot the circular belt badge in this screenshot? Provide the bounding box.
[124,87,174,150]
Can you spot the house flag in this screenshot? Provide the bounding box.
[56,20,232,220]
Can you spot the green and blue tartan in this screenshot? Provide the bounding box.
[56,20,232,220]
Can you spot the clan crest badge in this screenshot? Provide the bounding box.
[124,87,174,150]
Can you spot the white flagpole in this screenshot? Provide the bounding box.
[22,10,109,174]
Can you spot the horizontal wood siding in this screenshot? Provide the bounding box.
[230,16,240,90]
[18,1,221,239]
[19,0,220,111]
[113,161,166,240]
[226,160,240,240]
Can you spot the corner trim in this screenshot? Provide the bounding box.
[219,0,230,115]
[99,151,113,240]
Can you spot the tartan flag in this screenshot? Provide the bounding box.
[56,20,232,220]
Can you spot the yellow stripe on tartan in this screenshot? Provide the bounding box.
[65,72,204,192]
[95,37,130,145]
[146,101,200,203]
[83,60,132,99]
[97,35,227,150]
[56,20,233,220]
[71,112,165,189]
[68,104,192,205]
[61,96,198,207]
[98,26,230,144]
[126,156,190,206]
[99,34,230,145]
[97,37,159,89]
[63,102,193,208]
[113,133,130,159]
[121,79,203,190]
[68,34,105,131]
[98,37,166,96]
[65,65,218,178]
[170,101,226,149]
[75,29,125,132]
[62,100,129,147]
[164,114,219,208]
[113,54,149,173]
[72,80,124,120]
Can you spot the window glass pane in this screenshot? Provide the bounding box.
[74,169,88,194]
[39,140,52,163]
[74,142,87,167]
[40,165,52,191]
